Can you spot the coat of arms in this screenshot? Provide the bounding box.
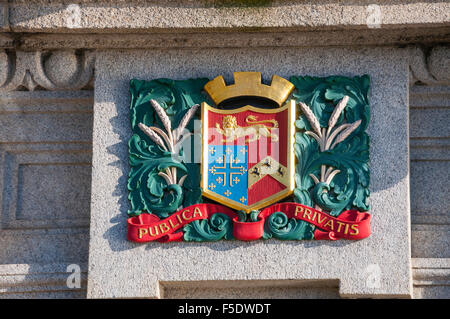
[201,73,295,213]
[126,72,371,242]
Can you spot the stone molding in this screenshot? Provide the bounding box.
[409,45,450,86]
[412,258,450,286]
[0,1,448,51]
[1,1,449,32]
[0,263,87,298]
[0,45,447,92]
[1,27,450,51]
[0,49,94,91]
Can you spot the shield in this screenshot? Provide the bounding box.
[201,100,296,212]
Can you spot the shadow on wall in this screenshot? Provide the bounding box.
[103,109,134,252]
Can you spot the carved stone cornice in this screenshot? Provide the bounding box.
[0,1,448,50]
[0,45,447,92]
[0,27,446,51]
[1,1,449,33]
[0,49,94,91]
[409,45,450,86]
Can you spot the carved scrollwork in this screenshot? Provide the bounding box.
[409,45,450,86]
[290,75,370,218]
[0,49,94,91]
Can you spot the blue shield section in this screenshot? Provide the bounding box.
[207,145,248,205]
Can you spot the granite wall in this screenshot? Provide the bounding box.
[0,0,448,299]
[0,51,93,298]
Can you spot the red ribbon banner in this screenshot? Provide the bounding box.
[127,202,371,243]
[258,203,371,240]
[127,204,235,243]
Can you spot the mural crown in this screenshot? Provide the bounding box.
[204,71,294,107]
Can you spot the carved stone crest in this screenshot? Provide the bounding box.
[126,72,371,242]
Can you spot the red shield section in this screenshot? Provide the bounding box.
[201,101,295,212]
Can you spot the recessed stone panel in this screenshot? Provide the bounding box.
[0,146,91,229]
[16,163,91,221]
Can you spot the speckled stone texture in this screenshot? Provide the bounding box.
[0,89,92,298]
[162,280,340,299]
[88,47,412,298]
[0,2,7,31]
[6,0,450,32]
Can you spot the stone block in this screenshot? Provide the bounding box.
[7,1,450,32]
[87,47,412,298]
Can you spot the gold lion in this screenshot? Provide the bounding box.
[215,115,279,143]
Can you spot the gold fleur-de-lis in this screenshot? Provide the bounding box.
[232,176,240,184]
[224,190,232,197]
[208,183,216,190]
[239,196,246,203]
